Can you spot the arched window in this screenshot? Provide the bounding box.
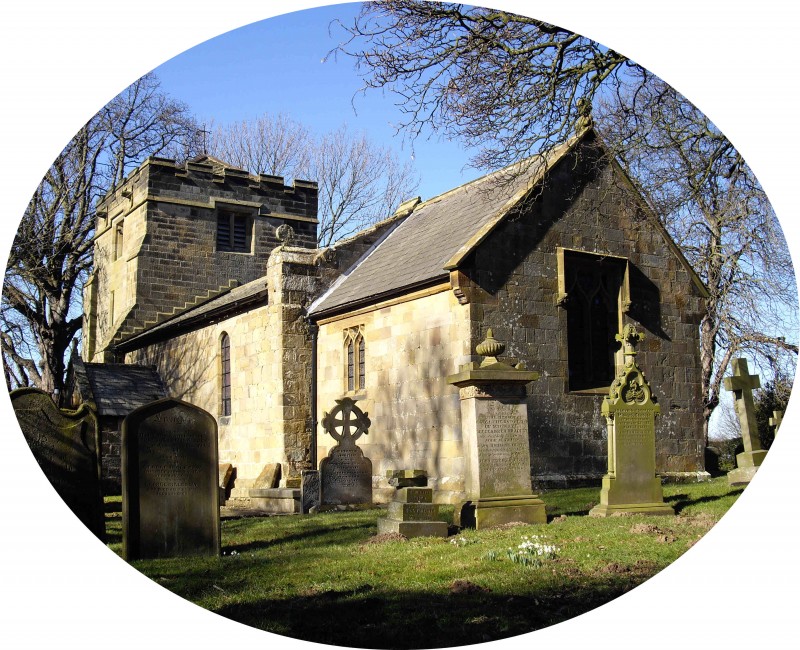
[220,332,232,417]
[344,327,366,392]
[562,250,625,392]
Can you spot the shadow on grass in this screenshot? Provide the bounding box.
[224,521,375,555]
[211,572,650,649]
[665,490,743,514]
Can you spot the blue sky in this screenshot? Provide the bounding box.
[153,3,477,200]
[1,2,799,650]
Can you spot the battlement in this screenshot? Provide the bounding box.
[96,155,319,227]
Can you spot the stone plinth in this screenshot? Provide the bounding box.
[378,483,448,538]
[590,326,673,517]
[249,487,302,513]
[446,329,546,528]
[723,358,767,486]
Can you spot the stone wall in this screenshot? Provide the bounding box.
[456,141,706,486]
[315,288,471,504]
[84,157,318,362]
[125,245,319,500]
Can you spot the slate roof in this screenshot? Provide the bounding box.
[308,138,576,317]
[118,276,269,350]
[74,360,167,417]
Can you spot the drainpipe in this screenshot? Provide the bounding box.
[308,318,319,470]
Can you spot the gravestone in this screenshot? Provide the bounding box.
[252,462,281,489]
[447,329,546,528]
[770,410,784,437]
[590,325,674,517]
[301,469,321,513]
[723,358,768,486]
[122,398,220,560]
[319,397,373,506]
[378,470,447,538]
[11,388,106,541]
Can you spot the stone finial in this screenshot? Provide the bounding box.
[275,224,295,244]
[476,328,506,367]
[576,97,594,132]
[616,324,644,364]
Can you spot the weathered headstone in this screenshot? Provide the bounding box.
[378,470,447,538]
[447,329,546,528]
[122,398,220,560]
[301,469,321,513]
[319,397,372,506]
[11,388,106,541]
[590,325,674,517]
[252,462,282,489]
[723,358,768,486]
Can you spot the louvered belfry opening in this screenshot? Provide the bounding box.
[216,211,250,253]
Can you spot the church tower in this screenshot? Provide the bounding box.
[83,156,318,362]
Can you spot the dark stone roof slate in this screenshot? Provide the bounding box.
[81,363,167,417]
[120,276,269,348]
[308,144,570,316]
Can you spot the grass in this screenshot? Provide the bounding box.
[104,478,742,649]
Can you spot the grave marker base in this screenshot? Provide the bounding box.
[378,484,448,538]
[590,475,674,517]
[456,495,547,529]
[727,449,768,486]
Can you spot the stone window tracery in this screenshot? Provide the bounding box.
[344,326,366,392]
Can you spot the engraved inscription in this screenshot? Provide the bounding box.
[614,409,655,446]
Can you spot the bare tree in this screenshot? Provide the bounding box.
[209,114,419,246]
[334,1,642,170]
[208,112,311,178]
[305,124,418,246]
[2,73,200,395]
[598,81,797,444]
[335,1,797,439]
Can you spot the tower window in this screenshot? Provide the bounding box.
[113,223,124,261]
[217,211,251,253]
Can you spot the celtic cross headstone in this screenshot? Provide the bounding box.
[319,397,373,506]
[723,358,768,485]
[590,325,674,516]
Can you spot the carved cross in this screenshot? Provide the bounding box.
[722,358,763,453]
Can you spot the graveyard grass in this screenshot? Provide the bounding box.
[104,478,741,648]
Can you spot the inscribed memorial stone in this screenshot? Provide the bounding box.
[11,388,105,541]
[590,325,673,516]
[319,397,372,506]
[122,398,220,560]
[447,329,546,528]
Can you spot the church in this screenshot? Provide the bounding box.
[70,127,709,505]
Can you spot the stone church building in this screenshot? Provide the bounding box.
[73,128,709,503]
